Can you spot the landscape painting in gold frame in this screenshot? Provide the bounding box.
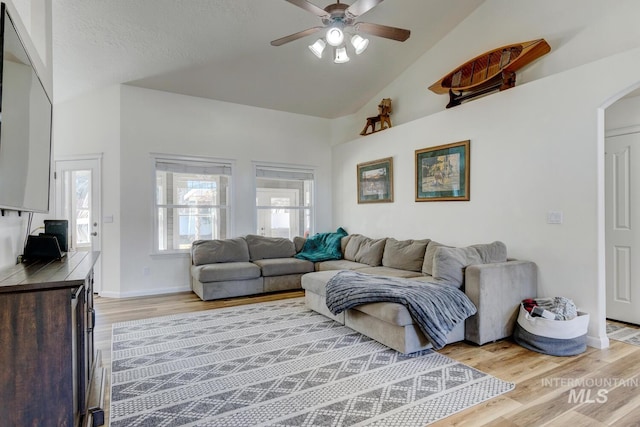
[357,157,394,203]
[415,140,470,202]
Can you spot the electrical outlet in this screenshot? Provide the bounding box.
[143,266,150,276]
[547,211,563,224]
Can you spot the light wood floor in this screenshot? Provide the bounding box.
[94,291,640,427]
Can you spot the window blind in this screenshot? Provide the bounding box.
[255,166,313,180]
[156,159,232,175]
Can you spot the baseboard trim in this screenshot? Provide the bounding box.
[587,334,610,349]
[98,285,191,299]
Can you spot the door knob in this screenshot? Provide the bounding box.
[91,232,98,236]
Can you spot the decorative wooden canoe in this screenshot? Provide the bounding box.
[428,38,551,108]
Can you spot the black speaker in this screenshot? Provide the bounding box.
[24,235,64,261]
[44,219,69,252]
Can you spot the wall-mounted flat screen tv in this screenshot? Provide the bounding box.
[0,3,53,213]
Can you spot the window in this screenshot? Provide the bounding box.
[153,155,232,252]
[255,165,314,239]
[63,170,91,249]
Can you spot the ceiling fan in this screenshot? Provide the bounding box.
[271,0,411,50]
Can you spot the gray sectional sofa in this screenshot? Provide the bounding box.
[190,232,537,353]
[190,234,313,301]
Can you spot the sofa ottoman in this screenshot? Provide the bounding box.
[300,270,345,323]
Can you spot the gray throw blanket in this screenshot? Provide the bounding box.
[326,270,477,350]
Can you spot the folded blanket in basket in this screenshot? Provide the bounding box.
[522,296,577,320]
[325,270,477,350]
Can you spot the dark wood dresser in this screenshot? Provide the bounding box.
[0,251,105,427]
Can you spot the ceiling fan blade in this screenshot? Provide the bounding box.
[354,22,410,42]
[270,26,324,46]
[345,0,384,19]
[284,0,330,19]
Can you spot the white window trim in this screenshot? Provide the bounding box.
[252,161,316,237]
[151,153,236,255]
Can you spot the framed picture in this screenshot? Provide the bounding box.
[415,140,470,202]
[357,157,394,203]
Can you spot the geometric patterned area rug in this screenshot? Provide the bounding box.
[607,321,640,347]
[110,298,514,426]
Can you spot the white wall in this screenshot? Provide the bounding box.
[332,0,640,145]
[115,86,333,297]
[327,0,640,350]
[54,85,333,297]
[333,50,640,351]
[606,95,640,132]
[0,213,27,267]
[53,85,121,293]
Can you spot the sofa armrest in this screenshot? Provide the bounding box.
[464,260,537,345]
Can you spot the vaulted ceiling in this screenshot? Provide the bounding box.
[53,0,484,118]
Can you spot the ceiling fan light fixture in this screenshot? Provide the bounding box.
[326,26,344,47]
[350,34,369,55]
[272,0,411,64]
[334,46,350,64]
[308,39,326,58]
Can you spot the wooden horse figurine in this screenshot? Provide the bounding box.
[360,98,393,136]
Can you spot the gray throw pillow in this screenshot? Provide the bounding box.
[245,234,296,261]
[431,246,483,288]
[191,238,250,266]
[422,240,450,275]
[340,235,351,255]
[382,238,430,272]
[293,236,306,253]
[343,234,367,261]
[471,241,507,263]
[354,237,387,266]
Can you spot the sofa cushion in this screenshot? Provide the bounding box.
[245,234,296,261]
[343,234,367,261]
[410,275,436,283]
[253,258,315,277]
[351,302,414,327]
[295,227,348,262]
[315,259,370,271]
[382,238,429,272]
[354,237,386,266]
[432,246,483,288]
[191,262,260,283]
[355,266,424,278]
[301,270,341,296]
[191,238,250,266]
[422,240,450,275]
[340,235,351,255]
[293,236,306,253]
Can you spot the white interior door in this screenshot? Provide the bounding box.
[605,132,640,324]
[55,156,102,293]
